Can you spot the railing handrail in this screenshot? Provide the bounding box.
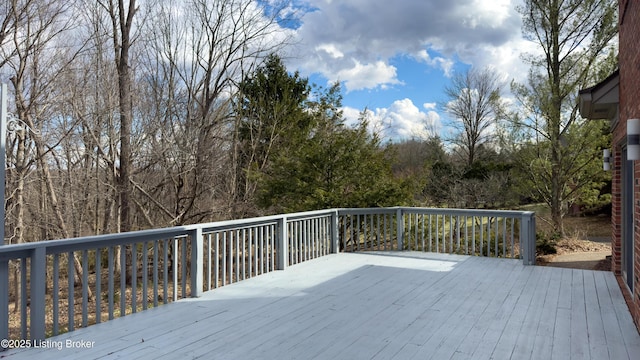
[0,207,534,254]
[338,206,534,217]
[0,209,339,257]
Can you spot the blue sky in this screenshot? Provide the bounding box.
[278,0,535,141]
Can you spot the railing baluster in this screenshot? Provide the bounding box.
[317,218,321,257]
[435,215,439,253]
[163,239,169,304]
[19,259,26,338]
[300,220,309,261]
[448,215,453,254]
[207,234,211,290]
[408,213,413,250]
[464,216,468,255]
[95,249,101,324]
[226,231,231,285]
[248,228,253,278]
[479,217,484,256]
[314,218,319,257]
[121,245,127,315]
[502,218,507,258]
[484,218,489,256]
[132,244,137,313]
[349,215,353,252]
[324,217,328,255]
[420,214,425,252]
[235,230,240,282]
[253,228,258,275]
[309,219,314,258]
[428,214,432,252]
[82,249,89,326]
[455,216,460,254]
[241,229,246,281]
[300,221,304,262]
[142,242,148,310]
[223,232,228,286]
[53,254,60,334]
[376,214,380,250]
[317,218,321,256]
[472,216,476,255]
[442,215,446,253]
[271,224,276,271]
[153,241,158,307]
[68,252,75,332]
[356,215,360,252]
[511,218,515,258]
[288,222,292,265]
[181,237,188,297]
[108,246,114,319]
[382,214,387,250]
[259,227,264,275]
[495,217,499,257]
[215,233,220,288]
[415,213,419,250]
[173,239,178,302]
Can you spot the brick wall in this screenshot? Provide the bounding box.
[617,0,640,331]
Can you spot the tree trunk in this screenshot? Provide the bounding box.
[114,0,137,234]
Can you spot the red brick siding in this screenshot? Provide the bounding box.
[617,0,640,332]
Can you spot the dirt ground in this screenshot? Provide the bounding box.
[537,237,612,271]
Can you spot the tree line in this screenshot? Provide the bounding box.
[0,0,617,248]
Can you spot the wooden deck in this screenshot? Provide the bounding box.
[4,251,640,359]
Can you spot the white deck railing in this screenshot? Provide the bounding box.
[0,207,535,345]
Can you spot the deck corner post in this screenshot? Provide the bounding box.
[30,247,46,340]
[1,258,9,344]
[521,213,536,265]
[277,216,288,270]
[190,227,203,297]
[396,208,404,250]
[331,210,339,254]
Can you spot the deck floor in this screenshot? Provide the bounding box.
[4,251,640,359]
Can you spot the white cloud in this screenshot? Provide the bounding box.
[335,60,402,92]
[289,0,526,89]
[344,99,441,141]
[413,50,455,77]
[316,43,344,59]
[423,102,437,110]
[462,0,513,29]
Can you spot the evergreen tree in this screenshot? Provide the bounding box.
[258,83,412,212]
[232,54,310,215]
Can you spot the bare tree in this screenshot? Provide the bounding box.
[135,0,292,224]
[444,68,505,168]
[513,0,617,234]
[0,0,96,310]
[94,0,138,233]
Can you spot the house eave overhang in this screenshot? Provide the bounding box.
[579,70,619,121]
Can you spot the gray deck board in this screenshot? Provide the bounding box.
[3,251,639,360]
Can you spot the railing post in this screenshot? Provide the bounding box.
[0,258,8,346]
[190,227,203,297]
[30,247,46,340]
[396,208,404,250]
[521,212,536,265]
[331,210,339,254]
[277,216,288,270]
